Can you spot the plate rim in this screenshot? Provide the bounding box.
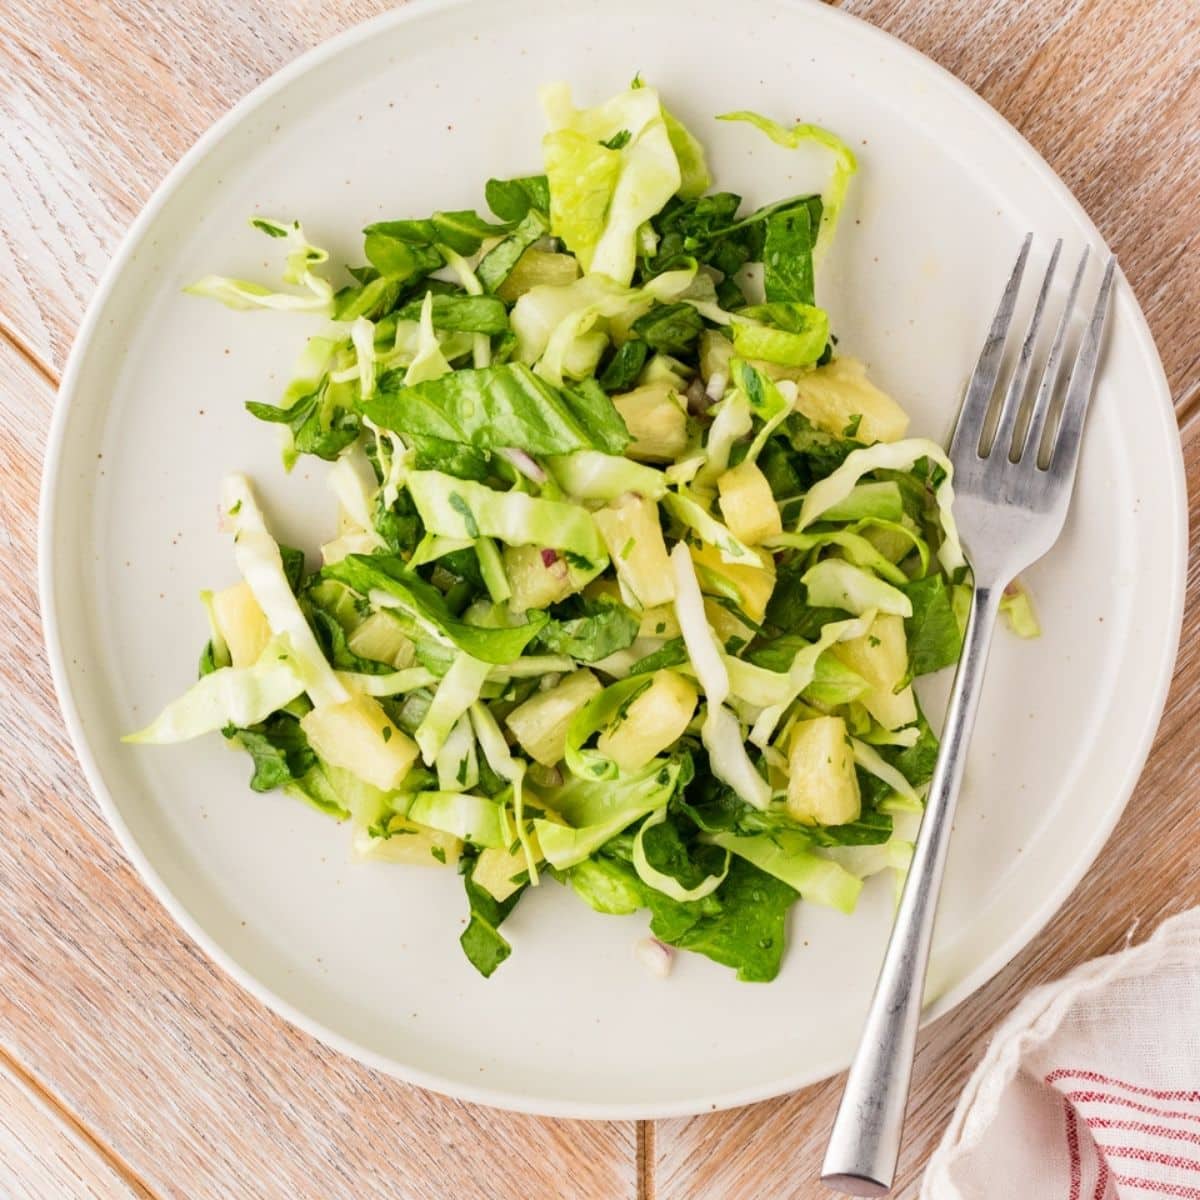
[37,0,1187,1119]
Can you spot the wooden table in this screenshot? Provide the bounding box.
[2,2,1196,1196]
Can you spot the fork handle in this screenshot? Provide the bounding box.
[821,582,1002,1196]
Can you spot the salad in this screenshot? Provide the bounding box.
[128,80,1028,983]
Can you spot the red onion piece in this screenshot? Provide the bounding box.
[540,547,559,568]
[497,446,547,484]
[635,937,674,978]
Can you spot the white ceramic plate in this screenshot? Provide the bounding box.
[40,0,1185,1118]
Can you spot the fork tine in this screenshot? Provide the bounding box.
[990,239,1061,460]
[949,233,1032,461]
[1048,255,1116,478]
[1018,247,1089,464]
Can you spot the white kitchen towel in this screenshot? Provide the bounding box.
[923,907,1200,1200]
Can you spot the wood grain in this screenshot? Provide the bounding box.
[837,0,1200,401]
[0,332,636,1199]
[0,0,1196,1197]
[0,1052,150,1200]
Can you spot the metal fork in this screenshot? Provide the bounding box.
[821,236,1117,1196]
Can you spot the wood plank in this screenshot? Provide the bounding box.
[0,1056,149,1200]
[0,0,395,372]
[653,416,1200,1199]
[836,0,1200,400]
[0,331,636,1200]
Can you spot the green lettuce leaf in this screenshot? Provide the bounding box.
[363,363,631,456]
[325,554,547,665]
[901,576,964,676]
[534,597,640,662]
[484,175,551,222]
[540,82,682,285]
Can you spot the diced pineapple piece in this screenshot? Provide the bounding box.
[786,716,861,825]
[505,670,603,767]
[503,544,576,613]
[594,494,675,608]
[321,530,379,566]
[353,816,462,866]
[495,249,580,302]
[831,614,918,730]
[612,383,688,462]
[596,670,698,772]
[717,460,783,545]
[792,357,910,445]
[300,695,419,791]
[347,611,416,669]
[699,330,734,384]
[704,599,755,647]
[690,542,776,623]
[211,581,272,668]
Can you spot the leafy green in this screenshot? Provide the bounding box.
[484,175,550,222]
[477,209,551,293]
[245,379,360,465]
[540,83,684,284]
[405,471,607,563]
[627,637,689,676]
[631,303,705,355]
[534,597,640,661]
[396,293,509,334]
[598,339,650,392]
[633,810,729,901]
[901,576,963,676]
[325,554,547,665]
[364,364,631,456]
[229,712,316,793]
[762,197,821,304]
[460,856,525,977]
[667,856,797,980]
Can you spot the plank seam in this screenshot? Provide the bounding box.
[1176,381,1200,437]
[0,317,59,389]
[0,1042,162,1200]
[637,1120,657,1200]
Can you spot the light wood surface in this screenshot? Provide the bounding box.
[0,2,1196,1198]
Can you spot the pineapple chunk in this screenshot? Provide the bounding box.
[211,582,271,669]
[495,249,580,302]
[347,611,416,669]
[594,494,675,608]
[353,816,462,866]
[831,614,918,730]
[321,530,379,566]
[792,357,910,445]
[717,460,783,545]
[690,542,776,624]
[597,670,698,772]
[705,599,755,646]
[505,670,603,767]
[612,383,688,462]
[503,544,575,613]
[786,716,861,825]
[473,809,563,901]
[700,329,734,384]
[300,695,418,791]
